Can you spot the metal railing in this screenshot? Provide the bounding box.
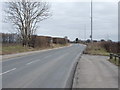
[109,53,120,65]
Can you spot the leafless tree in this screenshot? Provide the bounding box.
[5,0,51,46]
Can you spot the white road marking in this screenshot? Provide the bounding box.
[26,60,39,65]
[0,68,16,75]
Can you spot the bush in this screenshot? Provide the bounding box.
[100,41,119,54]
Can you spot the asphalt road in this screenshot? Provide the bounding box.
[73,54,118,88]
[2,44,86,88]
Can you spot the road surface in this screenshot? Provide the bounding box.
[2,44,86,88]
[73,54,118,88]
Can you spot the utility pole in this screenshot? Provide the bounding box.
[90,0,93,42]
[84,24,86,40]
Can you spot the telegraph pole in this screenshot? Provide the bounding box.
[84,24,86,40]
[90,0,93,42]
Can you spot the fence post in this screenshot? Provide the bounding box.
[118,55,120,65]
[110,53,113,59]
[114,55,117,64]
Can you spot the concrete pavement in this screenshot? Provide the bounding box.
[73,54,118,88]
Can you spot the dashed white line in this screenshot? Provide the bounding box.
[0,68,16,75]
[26,60,39,65]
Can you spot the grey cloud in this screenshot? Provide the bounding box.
[1,1,118,41]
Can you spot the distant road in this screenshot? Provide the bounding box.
[2,44,86,88]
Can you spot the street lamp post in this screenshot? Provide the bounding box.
[91,0,93,42]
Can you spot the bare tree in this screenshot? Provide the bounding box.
[5,0,51,46]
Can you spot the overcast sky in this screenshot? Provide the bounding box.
[0,0,118,41]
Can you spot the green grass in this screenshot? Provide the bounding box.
[109,57,120,66]
[84,42,119,66]
[84,43,109,56]
[1,43,69,55]
[2,44,34,55]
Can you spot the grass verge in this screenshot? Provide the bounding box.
[109,58,120,66]
[1,43,69,55]
[83,42,120,66]
[84,42,109,56]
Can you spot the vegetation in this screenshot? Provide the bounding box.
[2,1,70,54]
[2,44,34,55]
[5,1,51,47]
[108,53,120,66]
[1,43,69,55]
[84,42,109,56]
[109,58,120,66]
[84,41,120,66]
[84,41,119,55]
[1,33,69,55]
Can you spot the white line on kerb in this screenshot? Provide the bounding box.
[0,68,16,75]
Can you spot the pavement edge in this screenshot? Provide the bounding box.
[65,52,82,89]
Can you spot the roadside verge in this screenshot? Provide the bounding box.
[1,44,71,61]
